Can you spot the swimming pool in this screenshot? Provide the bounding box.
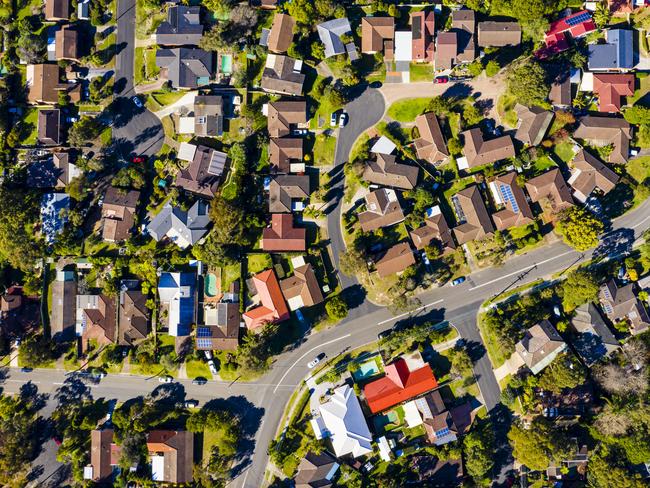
[352,359,380,381]
[221,55,233,75]
[204,273,218,297]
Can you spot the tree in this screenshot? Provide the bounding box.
[467,59,484,77]
[537,354,586,393]
[17,33,46,64]
[66,175,88,202]
[449,346,473,379]
[463,104,483,126]
[0,394,41,485]
[202,0,236,19]
[507,60,549,107]
[68,116,104,147]
[463,421,494,485]
[118,432,146,469]
[593,0,612,28]
[594,362,648,395]
[623,105,650,125]
[0,185,43,271]
[561,269,599,311]
[325,295,348,321]
[587,445,647,488]
[485,60,500,77]
[556,206,603,252]
[508,417,572,471]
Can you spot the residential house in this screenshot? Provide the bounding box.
[599,279,650,335]
[267,100,307,138]
[514,104,554,147]
[77,294,116,351]
[155,6,203,46]
[370,135,397,155]
[525,168,574,214]
[0,286,37,331]
[27,152,80,188]
[193,95,224,136]
[269,137,304,173]
[268,13,294,53]
[536,10,596,58]
[409,208,456,253]
[101,187,140,243]
[458,128,515,170]
[118,284,150,346]
[363,356,438,414]
[361,17,395,59]
[450,9,476,64]
[41,192,69,244]
[407,456,465,487]
[477,21,521,47]
[315,384,372,458]
[147,200,210,249]
[573,115,632,164]
[588,29,633,71]
[261,54,305,96]
[363,153,419,190]
[489,172,534,231]
[451,185,495,244]
[50,270,76,341]
[55,25,79,61]
[592,73,634,112]
[87,429,117,482]
[416,390,473,445]
[243,268,290,330]
[158,272,196,337]
[175,143,226,197]
[317,18,353,59]
[259,0,277,8]
[411,11,435,62]
[27,64,80,104]
[571,303,619,366]
[280,262,324,310]
[515,320,568,375]
[434,32,458,70]
[146,430,194,484]
[261,213,306,252]
[549,76,572,107]
[196,302,239,351]
[269,174,309,213]
[294,451,340,488]
[358,188,405,232]
[38,109,62,146]
[156,48,213,89]
[45,0,70,20]
[413,112,449,163]
[608,0,635,14]
[567,149,619,203]
[375,242,416,278]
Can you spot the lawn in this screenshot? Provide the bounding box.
[18,108,39,146]
[627,156,650,184]
[477,312,512,368]
[386,98,430,123]
[553,141,576,162]
[248,253,273,275]
[135,47,145,85]
[630,72,650,105]
[100,127,112,146]
[532,154,557,174]
[145,48,159,80]
[409,63,433,82]
[497,94,518,128]
[221,264,241,292]
[151,90,186,107]
[313,133,337,166]
[160,115,175,138]
[185,359,212,380]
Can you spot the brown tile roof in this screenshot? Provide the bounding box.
[461,128,515,168]
[361,17,395,56]
[102,187,140,242]
[295,451,339,488]
[269,137,303,172]
[38,109,61,146]
[514,104,555,147]
[525,168,574,213]
[592,73,634,113]
[409,212,456,252]
[549,76,572,107]
[194,95,223,136]
[262,213,306,251]
[90,429,115,481]
[451,9,476,63]
[198,302,240,350]
[175,145,226,197]
[435,32,457,70]
[358,188,405,232]
[414,112,449,163]
[261,54,305,96]
[269,174,309,213]
[363,153,419,190]
[452,185,494,244]
[411,11,435,62]
[600,279,650,335]
[268,13,295,53]
[119,288,149,346]
[573,115,632,164]
[55,25,79,60]
[491,172,534,230]
[27,151,78,188]
[477,21,521,47]
[267,100,307,138]
[45,0,69,20]
[376,242,416,278]
[28,64,67,104]
[280,263,324,309]
[81,294,117,349]
[516,320,567,374]
[146,430,194,484]
[568,149,619,202]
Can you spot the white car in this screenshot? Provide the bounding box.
[339,112,348,128]
[132,96,143,108]
[207,360,217,375]
[308,353,326,369]
[204,350,213,360]
[330,113,338,126]
[158,375,173,383]
[184,400,199,409]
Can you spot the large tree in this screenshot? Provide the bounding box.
[556,206,603,252]
[0,185,43,271]
[463,421,494,485]
[507,60,549,107]
[508,417,572,471]
[537,354,586,393]
[561,269,599,312]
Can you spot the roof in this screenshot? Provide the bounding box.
[592,73,634,112]
[102,187,140,242]
[490,172,534,230]
[90,429,115,481]
[317,18,352,58]
[262,213,306,252]
[361,17,395,56]
[155,6,203,46]
[79,294,116,346]
[525,168,574,212]
[319,384,372,458]
[571,303,619,366]
[363,357,438,413]
[158,272,196,337]
[414,112,449,163]
[119,288,149,346]
[194,95,223,136]
[599,279,650,334]
[588,29,633,71]
[435,32,457,70]
[243,268,290,329]
[148,200,210,249]
[568,149,619,202]
[50,271,76,340]
[515,320,567,374]
[45,0,69,19]
[146,430,194,484]
[363,153,419,190]
[375,242,416,278]
[294,451,339,488]
[174,145,226,197]
[41,192,69,244]
[358,188,405,232]
[461,128,515,168]
[477,21,521,47]
[55,25,79,60]
[38,109,61,146]
[451,185,495,244]
[261,54,305,96]
[411,11,435,62]
[514,104,555,147]
[451,9,476,63]
[268,13,295,53]
[549,76,572,107]
[197,302,239,350]
[573,115,631,164]
[409,212,456,252]
[546,10,596,41]
[269,174,309,213]
[280,263,324,310]
[27,152,79,188]
[28,64,70,104]
[371,135,397,155]
[269,137,303,173]
[156,48,212,89]
[267,100,306,138]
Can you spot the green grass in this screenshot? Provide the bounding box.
[247,253,273,275]
[627,156,650,184]
[313,133,337,166]
[477,312,512,368]
[18,108,39,146]
[100,127,112,146]
[532,155,557,174]
[160,115,175,138]
[135,47,145,85]
[630,72,650,105]
[185,359,212,379]
[145,48,159,80]
[78,103,104,112]
[553,141,576,162]
[151,90,186,107]
[17,0,41,21]
[221,264,241,292]
[386,98,430,123]
[497,94,518,128]
[409,63,433,82]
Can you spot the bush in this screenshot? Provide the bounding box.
[485,60,500,77]
[325,295,348,321]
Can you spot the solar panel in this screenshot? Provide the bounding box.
[566,12,590,26]
[197,338,212,348]
[197,327,211,338]
[499,184,520,213]
[435,428,450,437]
[603,304,613,314]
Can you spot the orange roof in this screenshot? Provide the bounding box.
[262,213,306,252]
[363,358,438,413]
[593,73,634,113]
[243,269,289,330]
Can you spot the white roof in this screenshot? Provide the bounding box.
[377,436,391,461]
[489,181,503,205]
[403,400,424,428]
[178,116,195,134]
[287,295,304,311]
[425,205,442,218]
[395,31,413,62]
[150,455,165,482]
[83,466,93,480]
[580,72,594,92]
[456,156,469,170]
[291,255,306,268]
[178,142,197,161]
[370,136,397,155]
[319,384,372,458]
[310,416,327,440]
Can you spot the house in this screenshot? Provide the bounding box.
[158,272,196,337]
[27,64,80,104]
[41,192,69,244]
[573,115,631,164]
[77,294,116,351]
[294,451,340,488]
[363,356,438,414]
[196,302,239,350]
[370,135,397,155]
[435,32,458,70]
[87,429,117,482]
[414,112,449,163]
[50,270,76,341]
[477,21,521,47]
[193,95,224,136]
[361,17,395,59]
[269,174,309,213]
[261,54,305,96]
[358,188,405,232]
[27,152,80,188]
[0,286,36,331]
[599,279,650,335]
[536,10,596,58]
[175,143,226,197]
[38,109,62,146]
[410,208,456,253]
[45,0,70,20]
[451,9,476,64]
[514,104,554,147]
[592,73,634,112]
[375,242,416,278]
[155,6,203,46]
[408,456,465,487]
[549,76,572,108]
[458,128,515,170]
[147,200,210,249]
[77,0,89,20]
[411,11,435,62]
[316,384,372,458]
[515,320,568,375]
[451,185,495,244]
[267,100,307,138]
[55,25,79,61]
[588,29,633,71]
[363,153,419,190]
[243,268,290,330]
[261,213,306,252]
[146,430,194,484]
[608,0,635,14]
[317,18,353,58]
[268,13,295,53]
[416,390,473,445]
[156,48,213,89]
[269,137,304,173]
[571,303,619,366]
[280,262,324,310]
[489,172,534,231]
[118,284,150,346]
[101,187,140,243]
[525,168,574,213]
[567,149,619,203]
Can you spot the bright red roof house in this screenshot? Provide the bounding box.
[536,10,595,59]
[243,269,290,330]
[363,358,438,414]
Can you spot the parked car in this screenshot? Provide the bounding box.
[421,251,431,267]
[330,112,338,126]
[66,116,79,123]
[339,112,348,128]
[434,76,449,84]
[308,352,326,369]
[450,276,466,287]
[292,128,308,136]
[20,367,33,373]
[207,360,217,375]
[192,377,208,385]
[184,400,199,409]
[204,350,213,360]
[131,156,145,163]
[158,375,173,383]
[132,96,143,108]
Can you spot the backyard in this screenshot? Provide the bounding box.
[312,133,337,167]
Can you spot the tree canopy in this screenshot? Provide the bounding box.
[537,354,587,393]
[508,417,573,471]
[561,269,599,312]
[507,60,549,107]
[556,207,603,252]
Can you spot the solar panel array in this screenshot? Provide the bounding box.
[197,327,211,338]
[197,338,212,349]
[566,12,590,26]
[435,427,451,437]
[500,184,520,213]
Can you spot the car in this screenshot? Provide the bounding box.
[204,350,213,360]
[339,112,348,128]
[207,360,217,375]
[307,352,326,369]
[184,400,199,409]
[330,112,338,126]
[20,367,33,373]
[14,338,21,347]
[131,156,145,163]
[292,128,308,136]
[132,96,143,108]
[450,276,466,287]
[66,116,79,123]
[158,375,173,383]
[421,251,431,267]
[378,329,392,340]
[52,436,62,446]
[434,76,449,84]
[192,377,208,385]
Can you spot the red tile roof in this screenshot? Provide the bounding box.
[363,358,438,413]
[262,213,306,251]
[243,269,290,330]
[536,11,595,58]
[592,73,634,112]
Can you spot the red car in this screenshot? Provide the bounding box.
[131,156,146,163]
[434,76,449,84]
[53,436,62,446]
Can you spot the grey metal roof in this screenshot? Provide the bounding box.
[588,29,633,70]
[317,18,352,58]
[147,200,210,248]
[156,48,212,89]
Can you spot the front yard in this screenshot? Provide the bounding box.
[386,98,431,123]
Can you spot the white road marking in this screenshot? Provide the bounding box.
[5,379,41,384]
[376,299,444,326]
[631,212,650,229]
[272,334,352,394]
